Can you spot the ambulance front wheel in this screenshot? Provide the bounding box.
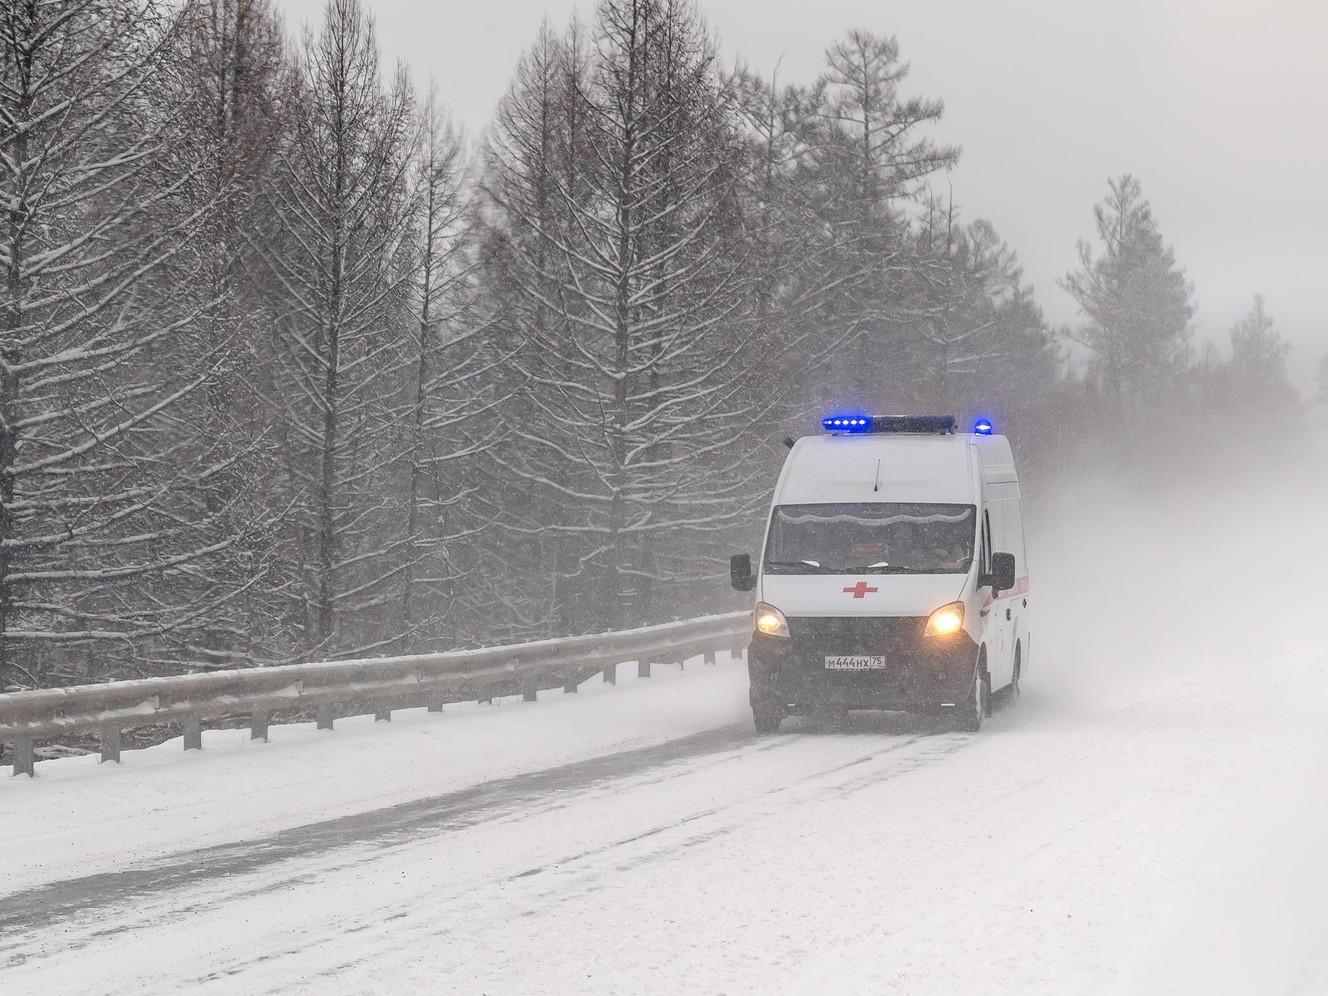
[1007,643,1022,705]
[956,658,990,733]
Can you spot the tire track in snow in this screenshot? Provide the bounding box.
[190,730,976,994]
[0,711,981,993]
[0,724,771,967]
[0,725,749,934]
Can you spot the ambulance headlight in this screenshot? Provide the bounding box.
[924,602,965,638]
[755,602,790,639]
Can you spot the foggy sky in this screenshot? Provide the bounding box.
[275,0,1327,388]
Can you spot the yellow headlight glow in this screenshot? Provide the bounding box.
[924,602,965,638]
[754,602,790,638]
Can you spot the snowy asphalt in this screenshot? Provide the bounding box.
[3,709,990,992]
[0,725,758,933]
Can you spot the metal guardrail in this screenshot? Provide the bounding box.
[1,611,753,777]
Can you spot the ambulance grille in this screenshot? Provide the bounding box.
[786,616,927,657]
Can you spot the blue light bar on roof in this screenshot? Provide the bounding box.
[821,414,958,435]
[821,415,873,433]
[974,418,994,435]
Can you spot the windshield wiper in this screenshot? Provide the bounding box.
[860,565,962,574]
[764,559,834,573]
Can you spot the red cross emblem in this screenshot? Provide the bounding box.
[843,581,879,599]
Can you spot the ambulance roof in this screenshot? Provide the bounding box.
[775,432,1015,505]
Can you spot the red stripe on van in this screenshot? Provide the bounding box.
[981,577,1030,610]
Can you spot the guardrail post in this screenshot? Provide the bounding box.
[674,659,684,671]
[11,737,35,777]
[704,650,716,666]
[522,679,537,702]
[317,704,335,730]
[251,711,269,742]
[427,698,444,713]
[601,662,617,686]
[183,715,203,751]
[100,725,122,764]
[375,704,391,722]
[637,660,651,679]
[731,645,745,663]
[563,672,579,694]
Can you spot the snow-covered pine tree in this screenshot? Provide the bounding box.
[904,208,1056,415]
[252,0,418,657]
[803,30,958,412]
[155,0,298,667]
[0,0,241,686]
[393,90,502,653]
[484,0,763,632]
[1060,175,1195,431]
[903,203,1000,408]
[731,64,849,429]
[476,19,589,640]
[1225,294,1294,413]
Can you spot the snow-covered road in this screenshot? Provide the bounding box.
[4,468,1327,995]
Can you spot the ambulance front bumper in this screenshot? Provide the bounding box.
[749,616,979,711]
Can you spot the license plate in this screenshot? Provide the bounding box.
[824,655,886,670]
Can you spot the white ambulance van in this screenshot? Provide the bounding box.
[729,415,1029,733]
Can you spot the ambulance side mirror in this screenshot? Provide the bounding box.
[987,552,1017,593]
[730,553,757,592]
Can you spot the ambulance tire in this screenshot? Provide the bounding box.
[752,700,785,735]
[956,659,989,732]
[1007,643,1022,707]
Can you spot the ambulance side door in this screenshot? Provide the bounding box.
[994,499,1021,689]
[1005,496,1030,677]
[983,503,1016,689]
[978,507,1007,686]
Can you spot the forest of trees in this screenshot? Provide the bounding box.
[0,0,1312,689]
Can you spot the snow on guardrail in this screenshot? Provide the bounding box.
[1,612,753,776]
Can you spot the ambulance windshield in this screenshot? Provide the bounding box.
[764,503,976,575]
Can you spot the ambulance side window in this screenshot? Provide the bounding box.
[981,510,992,575]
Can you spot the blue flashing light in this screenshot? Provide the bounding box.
[821,415,873,433]
[973,418,994,436]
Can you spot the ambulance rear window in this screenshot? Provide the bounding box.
[764,503,976,575]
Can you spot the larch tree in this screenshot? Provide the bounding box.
[562,0,765,627]
[904,204,1000,408]
[483,0,762,632]
[393,90,503,653]
[804,30,958,411]
[904,207,1055,420]
[1224,294,1293,413]
[0,0,239,686]
[731,64,850,429]
[1060,174,1194,428]
[253,0,418,656]
[476,19,588,639]
[156,0,297,666]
